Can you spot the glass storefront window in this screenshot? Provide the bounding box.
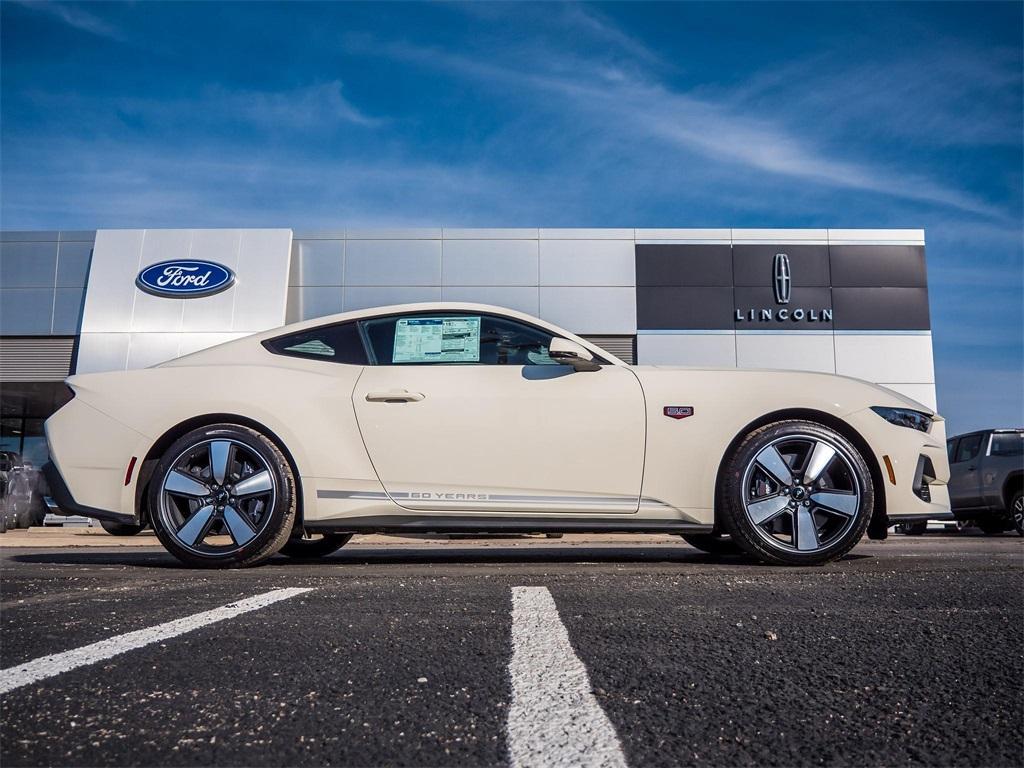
[21,419,48,467]
[0,417,22,454]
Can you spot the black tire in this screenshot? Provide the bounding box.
[718,420,874,566]
[1012,491,1023,537]
[977,519,1007,535]
[100,520,147,536]
[898,520,928,536]
[148,424,297,568]
[680,533,744,555]
[280,532,352,558]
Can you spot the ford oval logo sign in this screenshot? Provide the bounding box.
[136,260,235,298]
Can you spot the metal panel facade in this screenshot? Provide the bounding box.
[0,227,936,410]
[75,228,292,372]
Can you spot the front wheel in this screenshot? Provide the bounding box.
[149,424,297,568]
[1012,492,1023,537]
[279,532,352,558]
[718,420,874,566]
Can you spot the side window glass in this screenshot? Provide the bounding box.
[361,313,562,366]
[479,315,559,366]
[263,322,368,365]
[955,434,983,464]
[990,433,1024,456]
[946,440,957,462]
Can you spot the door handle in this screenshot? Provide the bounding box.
[365,390,426,403]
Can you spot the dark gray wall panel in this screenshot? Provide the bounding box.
[832,287,931,330]
[733,245,830,286]
[636,286,735,330]
[635,244,732,287]
[830,245,927,287]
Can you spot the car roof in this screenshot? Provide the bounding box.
[948,428,1023,441]
[166,302,628,367]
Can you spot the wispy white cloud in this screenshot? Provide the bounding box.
[13,0,125,42]
[558,4,667,71]
[732,43,1023,148]
[26,80,380,132]
[0,136,520,229]
[130,80,381,129]
[356,28,1007,221]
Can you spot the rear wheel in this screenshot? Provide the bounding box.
[718,420,873,566]
[680,533,743,556]
[279,532,352,558]
[100,520,146,536]
[149,424,296,568]
[1012,492,1023,537]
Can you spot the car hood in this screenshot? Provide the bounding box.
[631,365,937,417]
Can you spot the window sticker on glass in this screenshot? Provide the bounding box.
[393,317,481,363]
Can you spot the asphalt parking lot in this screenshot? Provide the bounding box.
[1,533,1022,767]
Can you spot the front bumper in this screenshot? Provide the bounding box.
[42,462,138,526]
[847,407,952,523]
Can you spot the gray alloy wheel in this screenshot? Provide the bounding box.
[149,425,296,568]
[719,421,873,566]
[1013,492,1023,537]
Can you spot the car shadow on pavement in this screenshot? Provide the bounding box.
[7,546,871,569]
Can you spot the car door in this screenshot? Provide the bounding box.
[351,311,646,514]
[949,432,985,509]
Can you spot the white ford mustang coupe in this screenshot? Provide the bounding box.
[44,303,950,567]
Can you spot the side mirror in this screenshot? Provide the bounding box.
[549,337,600,372]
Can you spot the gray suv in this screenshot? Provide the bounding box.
[947,429,1023,535]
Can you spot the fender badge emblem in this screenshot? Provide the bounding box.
[664,406,694,420]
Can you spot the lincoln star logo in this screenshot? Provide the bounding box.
[136,260,235,299]
[734,250,832,323]
[773,252,792,305]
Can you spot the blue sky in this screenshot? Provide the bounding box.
[1,1,1021,435]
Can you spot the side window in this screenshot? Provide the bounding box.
[360,313,563,366]
[946,439,958,462]
[262,322,368,365]
[990,433,1024,457]
[955,434,983,464]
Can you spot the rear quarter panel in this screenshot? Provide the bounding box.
[58,360,378,520]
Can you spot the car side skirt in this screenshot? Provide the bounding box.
[304,515,714,535]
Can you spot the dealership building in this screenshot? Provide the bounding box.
[1,227,935,472]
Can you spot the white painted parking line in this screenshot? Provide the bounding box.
[0,587,313,695]
[508,586,628,768]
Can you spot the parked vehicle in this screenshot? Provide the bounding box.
[0,451,43,530]
[43,303,952,568]
[947,429,1024,535]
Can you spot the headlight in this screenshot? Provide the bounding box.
[870,406,933,433]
